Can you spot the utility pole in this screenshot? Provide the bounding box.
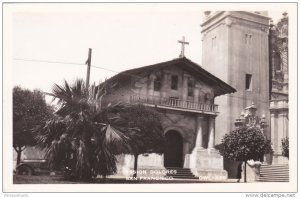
[85,48,92,88]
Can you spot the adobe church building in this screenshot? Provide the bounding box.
[104,57,236,179]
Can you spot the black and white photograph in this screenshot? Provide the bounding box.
[2,2,298,194]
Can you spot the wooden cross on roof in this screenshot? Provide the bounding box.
[178,36,189,58]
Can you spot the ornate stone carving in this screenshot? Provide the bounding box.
[272,80,284,90]
[234,103,268,130]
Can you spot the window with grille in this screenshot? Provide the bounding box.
[187,78,194,97]
[154,76,162,91]
[171,75,178,90]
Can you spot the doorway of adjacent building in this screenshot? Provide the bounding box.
[164,130,183,167]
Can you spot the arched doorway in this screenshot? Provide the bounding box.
[164,130,183,167]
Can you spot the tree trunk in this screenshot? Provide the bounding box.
[133,154,138,178]
[16,147,22,165]
[244,161,247,183]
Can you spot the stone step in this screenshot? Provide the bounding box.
[260,166,288,169]
[170,175,199,179]
[258,176,289,178]
[261,164,289,167]
[260,166,289,169]
[261,172,289,174]
[261,165,289,168]
[169,171,194,174]
[260,174,289,178]
[260,175,289,178]
[260,168,289,171]
[167,172,194,175]
[165,167,191,170]
[259,173,289,177]
[260,171,289,174]
[260,170,289,173]
[259,178,289,182]
[257,179,289,182]
[257,178,289,182]
[260,169,289,173]
[165,169,195,174]
[170,171,194,174]
[168,170,193,173]
[257,164,289,182]
[165,167,199,180]
[169,170,193,172]
[168,173,197,176]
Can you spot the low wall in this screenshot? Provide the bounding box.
[115,153,166,178]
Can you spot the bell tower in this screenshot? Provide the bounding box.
[201,11,271,144]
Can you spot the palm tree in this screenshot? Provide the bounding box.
[35,79,135,180]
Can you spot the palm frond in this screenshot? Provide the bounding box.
[35,118,66,148]
[51,82,73,104]
[94,147,117,177]
[44,140,63,170]
[74,139,92,180]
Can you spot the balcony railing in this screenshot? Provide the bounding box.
[129,94,218,113]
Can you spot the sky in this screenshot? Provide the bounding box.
[8,3,286,103]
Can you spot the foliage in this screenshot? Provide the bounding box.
[281,137,289,159]
[13,86,53,165]
[35,79,136,180]
[216,127,271,162]
[264,139,274,154]
[120,104,165,155]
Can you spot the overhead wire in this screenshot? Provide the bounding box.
[13,57,142,79]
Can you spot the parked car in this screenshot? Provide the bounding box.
[15,159,48,175]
